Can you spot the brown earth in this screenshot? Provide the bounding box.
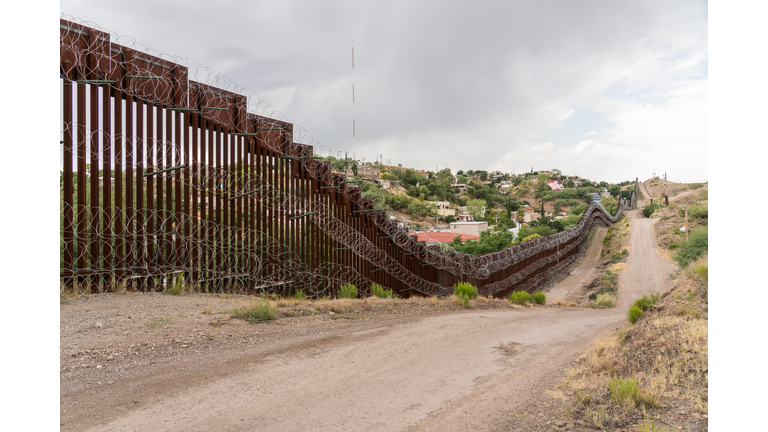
[60,210,678,432]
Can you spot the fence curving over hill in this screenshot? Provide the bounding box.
[59,17,636,299]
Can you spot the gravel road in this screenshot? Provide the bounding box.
[61,210,677,431]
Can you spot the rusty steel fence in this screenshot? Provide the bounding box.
[59,18,636,299]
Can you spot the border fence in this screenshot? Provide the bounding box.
[59,18,636,299]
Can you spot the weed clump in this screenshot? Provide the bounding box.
[509,290,532,304]
[231,302,276,323]
[164,275,185,295]
[453,282,478,299]
[370,283,394,298]
[608,377,639,404]
[532,291,546,305]
[595,293,615,308]
[338,283,358,299]
[627,305,643,324]
[294,288,307,302]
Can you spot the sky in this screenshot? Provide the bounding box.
[58,0,707,183]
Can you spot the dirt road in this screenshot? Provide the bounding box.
[61,215,677,431]
[616,209,676,308]
[65,308,620,432]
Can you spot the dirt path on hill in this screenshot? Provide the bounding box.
[545,226,608,305]
[616,209,677,308]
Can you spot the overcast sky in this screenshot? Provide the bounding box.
[60,0,707,183]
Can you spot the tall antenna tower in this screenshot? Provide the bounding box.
[352,47,356,149]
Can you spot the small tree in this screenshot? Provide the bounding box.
[467,199,487,220]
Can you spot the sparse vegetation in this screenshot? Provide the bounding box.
[338,283,358,299]
[673,227,708,268]
[164,275,185,295]
[231,301,277,323]
[607,377,639,404]
[532,291,546,305]
[294,288,307,302]
[370,283,394,299]
[453,282,478,299]
[560,253,708,430]
[508,290,532,304]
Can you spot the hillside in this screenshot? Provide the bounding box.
[554,184,709,431]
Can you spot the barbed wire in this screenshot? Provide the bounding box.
[60,14,632,298]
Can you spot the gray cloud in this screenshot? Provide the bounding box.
[61,0,707,182]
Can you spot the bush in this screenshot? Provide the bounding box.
[674,227,708,268]
[632,293,659,312]
[453,282,478,299]
[571,203,587,215]
[232,302,277,323]
[521,233,541,243]
[642,204,657,218]
[338,283,358,299]
[532,291,546,305]
[627,305,643,323]
[688,204,708,219]
[457,293,471,308]
[509,291,532,304]
[370,283,394,298]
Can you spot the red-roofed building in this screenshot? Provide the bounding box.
[411,232,480,244]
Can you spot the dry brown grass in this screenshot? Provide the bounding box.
[558,258,708,430]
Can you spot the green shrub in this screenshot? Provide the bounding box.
[370,283,394,298]
[608,377,639,404]
[668,242,677,250]
[695,264,708,281]
[532,291,546,305]
[294,288,307,301]
[688,204,708,219]
[627,305,643,323]
[674,227,708,268]
[453,282,478,299]
[611,253,623,263]
[521,233,541,243]
[632,293,660,312]
[571,203,587,215]
[232,302,277,323]
[601,271,617,285]
[509,291,532,304]
[642,204,657,218]
[458,293,471,308]
[338,283,358,299]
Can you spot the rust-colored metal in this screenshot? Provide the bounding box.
[60,20,624,299]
